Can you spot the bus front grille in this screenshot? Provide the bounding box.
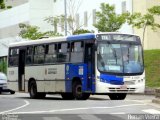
[109,87,136,92]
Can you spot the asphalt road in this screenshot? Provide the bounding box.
[0,93,160,120]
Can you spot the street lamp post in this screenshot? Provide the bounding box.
[64,0,67,36]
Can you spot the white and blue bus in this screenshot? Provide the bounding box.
[7,33,145,100]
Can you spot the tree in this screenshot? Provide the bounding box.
[19,23,45,40]
[93,3,128,32]
[44,31,63,37]
[127,6,160,46]
[45,0,89,35]
[44,16,60,33]
[0,0,12,9]
[0,0,5,9]
[19,23,63,40]
[148,6,160,15]
[73,29,94,35]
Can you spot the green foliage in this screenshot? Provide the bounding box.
[44,16,60,32]
[19,23,45,40]
[0,60,7,74]
[0,0,3,4]
[144,49,160,88]
[0,0,12,10]
[7,6,12,9]
[19,23,63,40]
[0,2,5,9]
[127,12,160,31]
[93,3,128,32]
[127,6,160,46]
[148,6,160,15]
[73,29,94,35]
[45,31,63,37]
[45,15,76,34]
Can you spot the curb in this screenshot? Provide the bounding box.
[152,98,160,104]
[152,88,160,104]
[145,87,155,95]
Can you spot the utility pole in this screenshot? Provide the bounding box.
[64,0,67,36]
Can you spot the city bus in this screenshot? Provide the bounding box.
[7,33,145,100]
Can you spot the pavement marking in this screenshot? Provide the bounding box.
[110,112,126,114]
[43,117,62,120]
[126,99,151,104]
[142,109,160,114]
[0,100,30,114]
[48,103,146,113]
[9,103,145,114]
[78,114,101,120]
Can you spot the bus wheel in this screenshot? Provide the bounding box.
[39,93,46,99]
[109,93,127,100]
[61,93,75,100]
[73,81,90,100]
[10,91,15,94]
[29,81,39,99]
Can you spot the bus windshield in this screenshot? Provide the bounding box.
[97,42,144,74]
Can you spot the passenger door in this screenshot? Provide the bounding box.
[18,49,26,91]
[84,42,95,92]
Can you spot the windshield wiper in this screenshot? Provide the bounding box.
[127,45,130,63]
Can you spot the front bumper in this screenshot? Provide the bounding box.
[0,86,15,93]
[96,82,145,93]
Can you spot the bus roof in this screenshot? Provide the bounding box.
[67,33,95,41]
[66,32,139,41]
[9,36,66,47]
[9,32,139,48]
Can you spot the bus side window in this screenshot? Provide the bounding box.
[26,46,33,65]
[71,41,84,63]
[34,45,45,64]
[57,43,69,62]
[45,44,57,63]
[9,48,19,66]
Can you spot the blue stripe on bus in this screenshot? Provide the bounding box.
[67,33,95,41]
[100,74,124,85]
[65,63,88,92]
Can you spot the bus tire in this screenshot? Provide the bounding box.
[109,93,127,100]
[38,93,46,99]
[29,81,40,99]
[72,81,90,100]
[61,93,75,100]
[10,91,15,94]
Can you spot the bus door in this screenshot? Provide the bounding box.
[85,42,95,92]
[18,48,26,91]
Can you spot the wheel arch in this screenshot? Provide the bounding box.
[72,77,82,86]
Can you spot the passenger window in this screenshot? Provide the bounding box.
[71,41,84,63]
[34,45,45,64]
[57,43,70,62]
[26,46,33,65]
[9,48,19,66]
[45,44,57,63]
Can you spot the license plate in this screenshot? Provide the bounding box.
[120,85,127,89]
